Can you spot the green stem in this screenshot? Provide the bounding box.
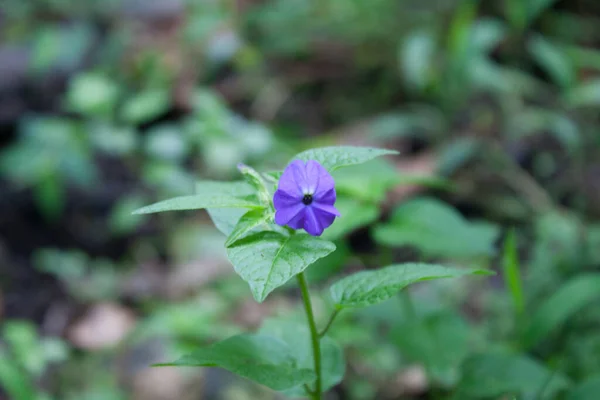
[319,308,341,338]
[297,271,322,400]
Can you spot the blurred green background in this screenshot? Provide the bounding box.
[1,0,600,399]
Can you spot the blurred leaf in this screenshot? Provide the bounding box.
[502,229,525,317]
[33,172,63,221]
[457,351,570,398]
[330,263,492,308]
[506,108,580,153]
[566,79,600,108]
[469,18,507,53]
[567,375,600,400]
[0,349,36,400]
[157,334,314,391]
[373,197,500,259]
[260,319,345,396]
[322,197,379,241]
[305,241,350,282]
[470,59,542,95]
[391,311,470,385]
[523,274,600,349]
[225,208,273,247]
[528,35,575,88]
[437,137,481,175]
[91,124,138,156]
[367,108,444,140]
[226,232,335,302]
[121,89,170,125]
[109,195,147,235]
[293,146,399,172]
[3,322,45,377]
[144,124,188,162]
[66,73,119,118]
[399,29,437,91]
[332,159,400,203]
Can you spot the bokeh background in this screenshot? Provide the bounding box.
[1,0,600,399]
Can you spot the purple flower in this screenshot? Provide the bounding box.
[273,160,340,236]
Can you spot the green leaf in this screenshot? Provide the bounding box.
[399,29,437,91]
[156,334,314,391]
[225,208,273,247]
[121,89,170,125]
[0,350,36,400]
[373,197,499,259]
[330,263,492,308]
[391,311,470,386]
[332,159,401,203]
[523,274,600,349]
[66,73,119,118]
[196,180,264,235]
[260,319,345,396]
[566,79,600,108]
[502,229,525,317]
[528,35,574,88]
[207,208,249,236]
[227,232,336,302]
[237,163,270,205]
[567,375,600,400]
[457,351,570,398]
[292,146,398,172]
[133,194,262,215]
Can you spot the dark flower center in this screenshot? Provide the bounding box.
[302,194,313,205]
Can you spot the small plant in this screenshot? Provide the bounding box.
[134,146,492,399]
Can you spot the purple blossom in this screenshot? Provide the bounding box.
[273,160,340,236]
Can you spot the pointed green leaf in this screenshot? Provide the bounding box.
[227,232,336,302]
[156,334,314,391]
[132,195,262,215]
[293,146,398,172]
[260,319,345,396]
[196,180,257,235]
[207,208,249,236]
[330,263,493,308]
[225,208,273,247]
[237,163,270,205]
[523,273,600,349]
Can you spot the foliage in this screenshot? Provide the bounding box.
[1,0,600,398]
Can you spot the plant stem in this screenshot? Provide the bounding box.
[297,271,322,400]
[319,308,341,338]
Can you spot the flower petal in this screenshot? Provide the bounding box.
[277,160,305,197]
[313,162,335,197]
[312,202,341,217]
[314,187,336,205]
[286,207,307,230]
[303,207,324,236]
[275,202,305,226]
[313,207,337,229]
[273,189,302,209]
